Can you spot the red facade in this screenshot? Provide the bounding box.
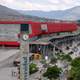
[0,21,77,47]
[0,41,20,47]
[29,21,77,37]
[47,22,77,33]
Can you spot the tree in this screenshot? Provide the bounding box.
[55,52,72,62]
[50,57,57,64]
[68,57,80,80]
[74,70,80,80]
[43,66,61,80]
[71,57,80,68]
[29,63,38,74]
[68,67,78,80]
[61,54,72,62]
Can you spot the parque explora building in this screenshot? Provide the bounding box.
[0,20,80,60]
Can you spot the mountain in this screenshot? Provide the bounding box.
[19,6,80,20]
[0,5,28,20]
[0,5,54,21]
[0,4,80,21]
[0,5,21,16]
[0,5,19,18]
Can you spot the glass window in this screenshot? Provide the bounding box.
[20,24,32,34]
[20,24,29,33]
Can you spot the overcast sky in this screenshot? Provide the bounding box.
[0,0,80,11]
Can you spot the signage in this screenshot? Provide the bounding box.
[41,24,48,31]
[21,56,28,80]
[22,34,29,41]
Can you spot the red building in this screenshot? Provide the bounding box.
[0,21,77,47]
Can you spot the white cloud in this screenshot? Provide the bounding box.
[0,0,80,11]
[48,0,60,4]
[0,0,32,10]
[0,0,14,5]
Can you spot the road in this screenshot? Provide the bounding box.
[0,49,20,80]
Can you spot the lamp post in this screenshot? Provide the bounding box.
[20,34,29,80]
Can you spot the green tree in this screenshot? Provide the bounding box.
[50,57,57,64]
[43,66,61,80]
[56,53,72,62]
[68,57,80,80]
[61,54,72,62]
[29,63,38,74]
[74,70,80,80]
[71,57,80,68]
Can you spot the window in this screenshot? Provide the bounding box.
[41,24,48,32]
[20,24,32,34]
[21,24,29,33]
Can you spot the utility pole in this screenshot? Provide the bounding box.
[20,33,29,80]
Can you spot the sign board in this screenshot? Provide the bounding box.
[20,55,29,80]
[41,24,48,31]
